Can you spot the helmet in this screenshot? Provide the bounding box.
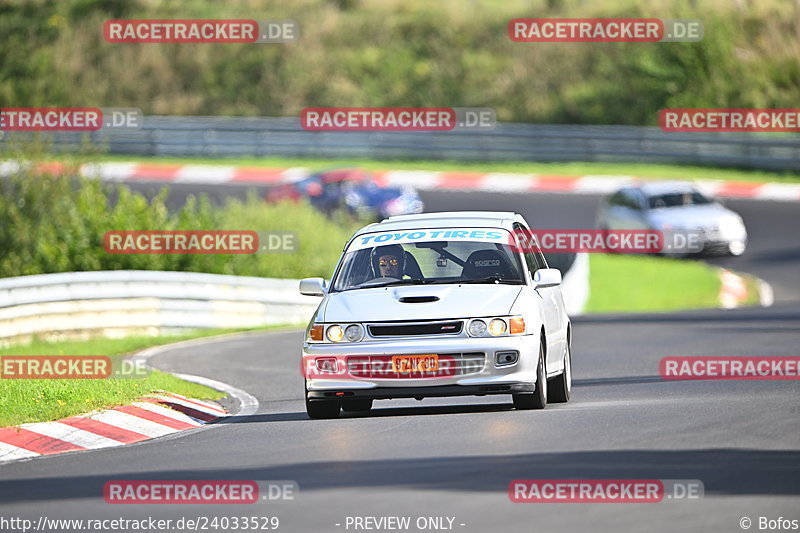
[370,244,406,276]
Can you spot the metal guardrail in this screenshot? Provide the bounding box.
[0,271,321,342]
[2,117,798,171]
[0,264,589,343]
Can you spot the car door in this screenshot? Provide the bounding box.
[514,224,564,370]
[625,189,650,230]
[600,190,625,230]
[606,188,646,230]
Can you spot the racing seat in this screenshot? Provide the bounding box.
[461,249,516,280]
[403,251,424,280]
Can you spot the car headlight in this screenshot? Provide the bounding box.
[488,318,507,336]
[344,324,365,342]
[467,317,526,337]
[468,319,487,337]
[719,216,745,237]
[326,325,344,342]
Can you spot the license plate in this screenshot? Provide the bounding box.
[392,354,439,373]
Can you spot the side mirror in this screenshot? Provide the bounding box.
[299,277,327,296]
[533,268,561,289]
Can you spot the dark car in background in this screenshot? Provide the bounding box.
[266,168,424,221]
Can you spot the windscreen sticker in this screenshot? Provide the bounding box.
[348,227,510,251]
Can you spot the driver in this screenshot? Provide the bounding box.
[370,244,406,279]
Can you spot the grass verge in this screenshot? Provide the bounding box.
[586,254,723,313]
[0,326,293,427]
[95,155,800,184]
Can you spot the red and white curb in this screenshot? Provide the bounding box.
[3,161,800,201]
[0,392,227,464]
[718,269,774,309]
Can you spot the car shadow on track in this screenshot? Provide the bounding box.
[342,402,517,418]
[217,402,518,424]
[217,378,664,425]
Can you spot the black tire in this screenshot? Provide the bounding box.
[305,397,340,419]
[513,340,547,410]
[341,399,373,412]
[548,342,571,403]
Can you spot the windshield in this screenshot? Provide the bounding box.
[648,191,712,209]
[331,229,525,291]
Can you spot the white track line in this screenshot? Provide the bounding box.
[173,372,259,418]
[131,332,262,418]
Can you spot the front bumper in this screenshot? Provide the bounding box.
[303,334,539,396]
[696,226,747,256]
[307,383,535,400]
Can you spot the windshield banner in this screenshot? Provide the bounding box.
[348,227,511,251]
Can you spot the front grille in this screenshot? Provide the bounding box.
[368,321,463,337]
[346,352,485,379]
[699,241,731,254]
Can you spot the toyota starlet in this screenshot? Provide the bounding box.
[299,211,572,419]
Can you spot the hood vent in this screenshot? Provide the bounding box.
[398,296,439,303]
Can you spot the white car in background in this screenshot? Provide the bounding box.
[299,211,572,419]
[596,181,748,256]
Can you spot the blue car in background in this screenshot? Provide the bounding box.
[266,168,424,221]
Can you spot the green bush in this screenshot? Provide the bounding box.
[0,164,359,279]
[0,0,797,125]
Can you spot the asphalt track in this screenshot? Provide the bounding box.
[0,185,798,533]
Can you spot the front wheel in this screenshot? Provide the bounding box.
[513,341,547,410]
[548,342,571,403]
[306,396,340,419]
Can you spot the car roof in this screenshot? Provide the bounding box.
[353,211,524,236]
[633,181,701,197]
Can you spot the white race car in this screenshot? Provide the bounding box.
[596,181,748,256]
[299,211,571,419]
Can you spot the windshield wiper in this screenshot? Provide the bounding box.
[350,278,433,290]
[459,276,522,285]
